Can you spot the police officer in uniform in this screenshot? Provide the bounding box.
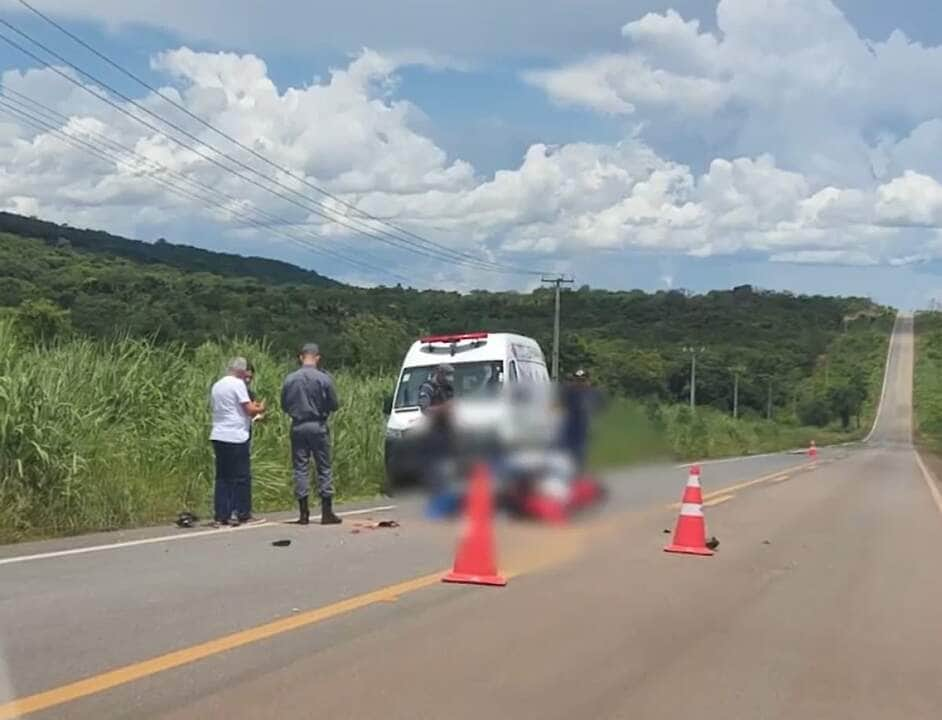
[281,343,342,525]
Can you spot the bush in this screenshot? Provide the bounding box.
[798,395,832,427]
[11,299,72,345]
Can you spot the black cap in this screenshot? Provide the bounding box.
[300,342,320,356]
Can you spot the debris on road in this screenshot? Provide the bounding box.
[272,539,291,547]
[762,540,771,545]
[175,511,199,528]
[350,519,400,533]
[705,536,720,551]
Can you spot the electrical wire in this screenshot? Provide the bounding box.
[0,14,541,276]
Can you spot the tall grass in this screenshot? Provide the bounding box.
[0,322,388,542]
[914,312,942,453]
[0,317,891,542]
[587,399,860,470]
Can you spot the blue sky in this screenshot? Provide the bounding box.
[2,0,942,308]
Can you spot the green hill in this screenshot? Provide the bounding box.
[0,211,339,288]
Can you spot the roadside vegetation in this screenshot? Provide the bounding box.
[0,312,891,543]
[0,217,894,541]
[914,312,942,453]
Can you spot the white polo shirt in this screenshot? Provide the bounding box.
[210,375,251,444]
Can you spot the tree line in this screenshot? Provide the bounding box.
[0,217,892,424]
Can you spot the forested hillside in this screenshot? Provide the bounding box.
[0,216,890,419]
[0,211,338,288]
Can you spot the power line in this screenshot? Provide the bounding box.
[0,94,410,282]
[14,0,536,277]
[0,85,393,270]
[0,88,404,281]
[0,14,539,277]
[0,23,506,275]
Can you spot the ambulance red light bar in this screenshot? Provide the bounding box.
[420,332,489,344]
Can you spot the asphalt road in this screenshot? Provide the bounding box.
[2,314,941,719]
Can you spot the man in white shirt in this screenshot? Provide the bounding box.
[210,357,266,527]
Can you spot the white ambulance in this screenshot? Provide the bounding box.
[382,332,553,492]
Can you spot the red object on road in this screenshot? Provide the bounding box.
[808,440,817,459]
[523,494,568,524]
[569,475,602,509]
[664,465,714,556]
[443,462,507,586]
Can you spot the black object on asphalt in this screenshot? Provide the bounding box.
[272,539,292,547]
[175,511,199,528]
[705,536,720,550]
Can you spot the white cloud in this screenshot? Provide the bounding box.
[526,0,942,188]
[876,172,942,226]
[5,5,942,288]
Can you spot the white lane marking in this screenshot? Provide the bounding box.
[0,505,397,567]
[675,450,800,469]
[913,452,942,519]
[703,494,735,508]
[864,313,901,444]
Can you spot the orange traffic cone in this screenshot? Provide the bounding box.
[664,465,714,556]
[443,462,507,586]
[808,440,817,459]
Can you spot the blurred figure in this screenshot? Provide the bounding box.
[210,357,266,527]
[418,364,457,509]
[418,363,455,412]
[281,343,341,525]
[558,368,602,476]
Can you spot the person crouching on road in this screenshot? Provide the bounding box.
[210,357,266,527]
[281,343,342,525]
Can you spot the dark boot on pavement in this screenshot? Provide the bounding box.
[298,496,310,525]
[320,496,342,525]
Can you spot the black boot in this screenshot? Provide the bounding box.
[320,496,342,525]
[298,496,310,525]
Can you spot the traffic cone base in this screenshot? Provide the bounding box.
[443,571,507,586]
[664,544,714,556]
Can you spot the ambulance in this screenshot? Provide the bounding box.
[382,332,553,493]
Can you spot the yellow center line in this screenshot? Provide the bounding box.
[0,573,446,720]
[668,461,813,510]
[0,523,599,720]
[703,494,735,507]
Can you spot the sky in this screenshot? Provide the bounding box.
[2,1,942,307]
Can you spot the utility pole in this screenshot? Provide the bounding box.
[731,365,746,419]
[766,378,774,420]
[682,346,706,409]
[541,273,574,381]
[733,372,739,419]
